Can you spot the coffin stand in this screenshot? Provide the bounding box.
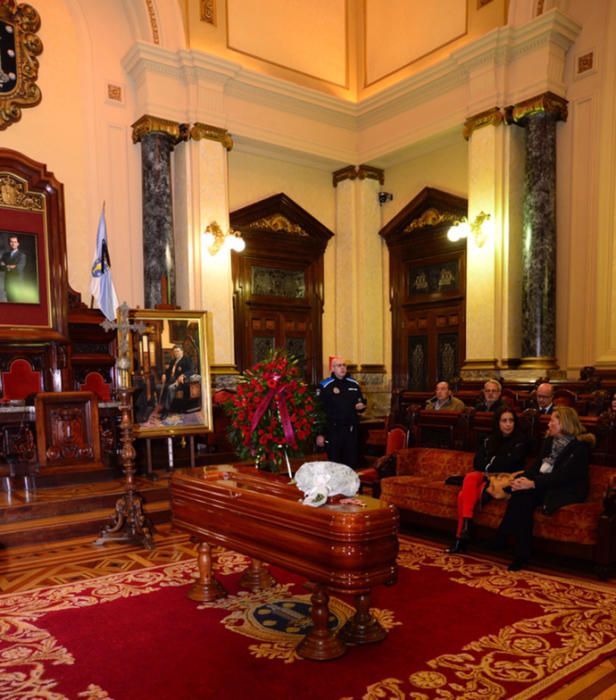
[170,466,399,661]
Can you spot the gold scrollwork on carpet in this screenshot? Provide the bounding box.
[0,560,198,699]
[77,684,114,699]
[368,538,616,700]
[212,546,251,575]
[198,583,398,664]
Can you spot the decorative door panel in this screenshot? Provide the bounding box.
[380,187,467,390]
[408,335,428,391]
[404,305,463,389]
[231,194,332,384]
[247,309,312,371]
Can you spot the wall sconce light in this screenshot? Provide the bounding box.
[203,221,246,255]
[447,211,492,247]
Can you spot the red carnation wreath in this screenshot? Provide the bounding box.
[224,351,322,473]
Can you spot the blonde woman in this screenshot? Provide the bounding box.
[496,406,596,571]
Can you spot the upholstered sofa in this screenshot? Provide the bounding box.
[378,447,616,576]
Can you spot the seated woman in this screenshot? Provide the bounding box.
[600,390,616,419]
[496,406,596,571]
[447,407,530,554]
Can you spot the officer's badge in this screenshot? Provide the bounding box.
[333,387,340,394]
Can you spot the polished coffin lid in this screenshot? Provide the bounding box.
[170,465,399,594]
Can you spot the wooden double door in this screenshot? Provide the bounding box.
[379,187,468,391]
[230,194,333,385]
[245,308,313,374]
[404,303,464,390]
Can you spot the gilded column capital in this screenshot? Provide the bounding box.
[463,107,503,141]
[190,122,234,151]
[131,115,190,145]
[505,92,568,126]
[332,164,384,187]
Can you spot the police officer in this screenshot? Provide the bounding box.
[315,357,366,469]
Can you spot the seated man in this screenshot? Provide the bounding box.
[475,379,506,412]
[535,382,555,415]
[159,345,193,419]
[425,380,465,411]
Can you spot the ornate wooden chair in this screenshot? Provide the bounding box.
[0,359,40,494]
[358,424,410,496]
[1,358,42,401]
[79,371,112,402]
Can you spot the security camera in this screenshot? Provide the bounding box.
[378,192,393,205]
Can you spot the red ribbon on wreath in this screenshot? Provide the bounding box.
[249,374,297,450]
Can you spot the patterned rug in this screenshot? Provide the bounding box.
[1,536,615,699]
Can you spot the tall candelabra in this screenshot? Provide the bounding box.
[96,303,155,549]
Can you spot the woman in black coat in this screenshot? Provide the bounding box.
[447,407,530,553]
[496,406,595,571]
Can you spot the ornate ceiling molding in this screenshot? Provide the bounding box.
[131,114,190,144]
[190,122,233,150]
[332,164,384,187]
[463,107,503,140]
[505,91,568,125]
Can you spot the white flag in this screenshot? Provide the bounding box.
[90,205,119,322]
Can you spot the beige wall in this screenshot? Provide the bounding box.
[2,0,615,380]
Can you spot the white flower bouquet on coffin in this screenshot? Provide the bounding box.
[294,461,360,507]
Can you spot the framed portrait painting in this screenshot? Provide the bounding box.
[128,309,212,437]
[0,149,68,341]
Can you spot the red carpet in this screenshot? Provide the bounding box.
[2,537,616,699]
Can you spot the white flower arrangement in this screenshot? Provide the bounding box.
[294,461,360,507]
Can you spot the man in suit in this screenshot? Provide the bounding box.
[0,235,27,302]
[535,382,555,415]
[159,345,193,419]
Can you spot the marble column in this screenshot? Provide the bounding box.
[508,93,567,370]
[132,115,189,308]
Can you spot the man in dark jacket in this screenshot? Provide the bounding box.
[159,345,193,418]
[475,379,507,412]
[316,357,366,469]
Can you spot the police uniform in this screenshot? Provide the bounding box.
[317,373,366,469]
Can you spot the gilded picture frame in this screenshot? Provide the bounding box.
[0,3,43,131]
[128,309,213,438]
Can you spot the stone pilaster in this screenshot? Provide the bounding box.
[332,165,388,416]
[132,115,188,308]
[462,109,504,376]
[186,123,236,371]
[507,92,567,370]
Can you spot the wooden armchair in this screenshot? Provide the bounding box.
[358,424,410,497]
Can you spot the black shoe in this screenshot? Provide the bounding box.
[507,557,529,572]
[460,518,472,542]
[160,411,168,420]
[446,539,467,554]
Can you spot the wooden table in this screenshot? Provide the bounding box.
[170,465,399,660]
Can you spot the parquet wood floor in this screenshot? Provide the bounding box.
[0,526,613,699]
